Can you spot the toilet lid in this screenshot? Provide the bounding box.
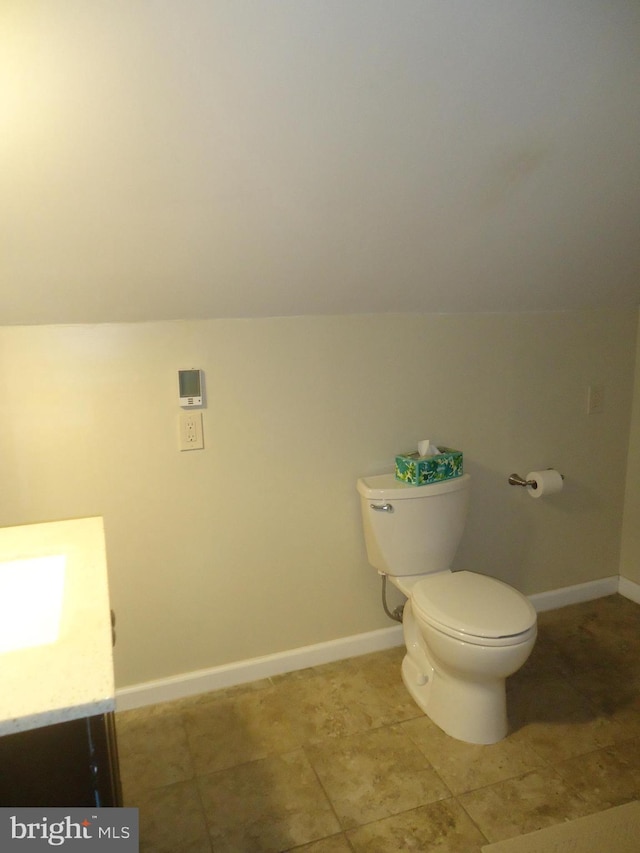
[412,571,537,639]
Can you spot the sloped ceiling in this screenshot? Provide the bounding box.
[1,1,639,325]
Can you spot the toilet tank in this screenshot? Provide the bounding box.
[357,473,470,576]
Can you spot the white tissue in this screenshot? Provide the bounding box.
[417,440,440,458]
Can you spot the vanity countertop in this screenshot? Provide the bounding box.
[0,517,115,736]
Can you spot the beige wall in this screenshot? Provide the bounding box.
[620,313,640,583]
[0,309,636,688]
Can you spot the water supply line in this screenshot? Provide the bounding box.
[381,574,404,623]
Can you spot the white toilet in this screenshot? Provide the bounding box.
[357,472,537,744]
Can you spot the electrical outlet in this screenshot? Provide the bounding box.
[587,384,605,415]
[179,411,204,451]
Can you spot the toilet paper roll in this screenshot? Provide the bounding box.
[526,469,563,499]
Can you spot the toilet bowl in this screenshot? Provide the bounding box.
[396,570,536,743]
[357,472,537,744]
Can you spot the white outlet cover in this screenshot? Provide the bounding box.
[179,411,204,451]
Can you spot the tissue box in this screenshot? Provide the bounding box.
[395,447,463,486]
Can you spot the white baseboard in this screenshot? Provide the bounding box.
[116,624,404,712]
[117,574,640,712]
[528,576,619,613]
[618,575,640,605]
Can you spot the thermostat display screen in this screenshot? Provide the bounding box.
[179,370,201,398]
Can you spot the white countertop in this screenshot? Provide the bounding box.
[0,517,115,736]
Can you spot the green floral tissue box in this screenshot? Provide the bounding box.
[395,447,464,486]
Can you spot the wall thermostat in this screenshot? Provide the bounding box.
[178,369,204,407]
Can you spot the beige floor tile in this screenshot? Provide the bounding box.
[135,779,211,853]
[554,634,638,679]
[508,673,599,726]
[346,799,487,853]
[272,665,413,745]
[116,711,195,797]
[183,686,301,775]
[401,715,545,795]
[536,595,636,635]
[351,646,423,720]
[116,678,273,724]
[458,766,592,844]
[336,665,422,730]
[304,724,451,830]
[353,644,405,675]
[508,674,623,761]
[269,665,366,742]
[508,631,567,683]
[553,738,640,810]
[514,712,623,764]
[561,669,640,750]
[271,658,359,686]
[287,834,353,853]
[537,596,640,678]
[167,679,275,712]
[198,749,340,852]
[514,716,619,764]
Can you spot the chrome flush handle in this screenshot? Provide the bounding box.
[370,502,394,513]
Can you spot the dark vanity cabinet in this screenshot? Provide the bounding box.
[0,712,122,807]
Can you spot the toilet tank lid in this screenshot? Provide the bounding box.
[357,473,470,501]
[412,571,537,639]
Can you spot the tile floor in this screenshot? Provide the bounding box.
[116,594,640,852]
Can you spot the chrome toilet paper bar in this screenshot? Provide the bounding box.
[508,471,564,487]
[508,473,537,487]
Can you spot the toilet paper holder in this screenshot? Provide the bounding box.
[508,470,564,488]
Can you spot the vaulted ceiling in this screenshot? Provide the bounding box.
[2,1,639,325]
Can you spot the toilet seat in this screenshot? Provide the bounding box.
[411,571,537,647]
